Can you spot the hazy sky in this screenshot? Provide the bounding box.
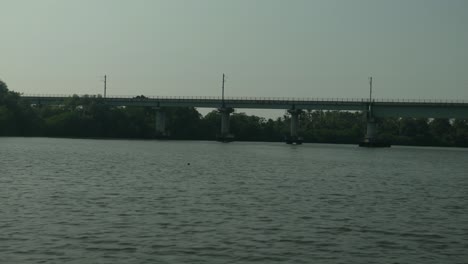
[1,0,468,101]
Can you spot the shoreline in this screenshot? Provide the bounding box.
[1,136,467,149]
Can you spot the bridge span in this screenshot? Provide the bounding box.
[22,95,468,145]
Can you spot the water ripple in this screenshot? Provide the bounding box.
[1,138,468,263]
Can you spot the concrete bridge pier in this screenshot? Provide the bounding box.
[154,107,168,138]
[365,118,377,141]
[286,109,303,144]
[217,107,234,142]
[359,106,390,147]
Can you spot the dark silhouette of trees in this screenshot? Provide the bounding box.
[0,80,42,136]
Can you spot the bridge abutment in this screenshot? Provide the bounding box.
[217,107,234,142]
[286,109,303,144]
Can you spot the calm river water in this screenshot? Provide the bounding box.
[1,138,467,263]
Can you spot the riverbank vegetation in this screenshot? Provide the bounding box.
[1,80,467,147]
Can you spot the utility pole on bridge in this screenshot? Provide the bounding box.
[222,73,226,108]
[104,75,107,98]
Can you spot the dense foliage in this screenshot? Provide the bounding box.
[1,79,467,147]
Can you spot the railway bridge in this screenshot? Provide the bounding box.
[22,95,468,146]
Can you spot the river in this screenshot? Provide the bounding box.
[1,138,467,263]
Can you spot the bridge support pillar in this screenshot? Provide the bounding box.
[286,109,303,144]
[154,107,168,138]
[365,119,377,141]
[217,108,234,142]
[359,107,390,147]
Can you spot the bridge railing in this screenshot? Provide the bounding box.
[21,94,468,104]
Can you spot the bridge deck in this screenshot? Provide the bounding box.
[21,95,468,119]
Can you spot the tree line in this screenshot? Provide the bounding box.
[1,79,467,147]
